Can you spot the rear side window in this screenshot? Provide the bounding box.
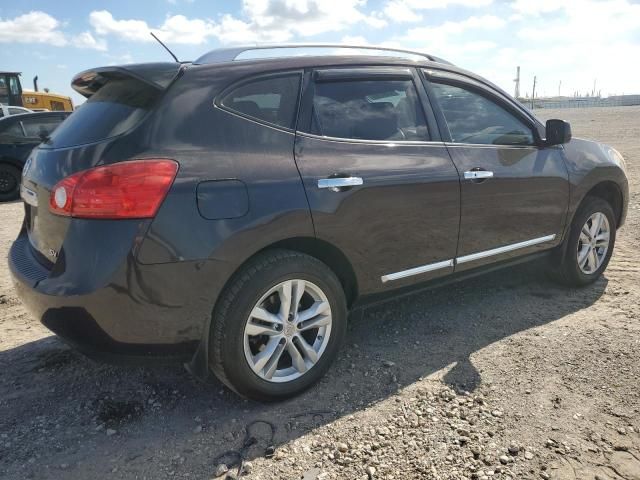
[430,82,534,146]
[309,79,428,141]
[0,121,26,141]
[220,74,301,130]
[21,117,65,139]
[47,77,160,148]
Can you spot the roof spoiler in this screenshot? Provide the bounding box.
[71,62,183,98]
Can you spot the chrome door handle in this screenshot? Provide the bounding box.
[464,170,494,180]
[318,177,364,190]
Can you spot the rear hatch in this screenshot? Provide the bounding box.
[21,62,182,266]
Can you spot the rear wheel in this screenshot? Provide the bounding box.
[550,196,616,286]
[209,249,347,401]
[0,164,21,202]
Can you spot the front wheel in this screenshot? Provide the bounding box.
[209,250,347,401]
[550,196,616,286]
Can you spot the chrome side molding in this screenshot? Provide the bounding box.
[380,234,556,283]
[381,259,453,283]
[456,234,556,264]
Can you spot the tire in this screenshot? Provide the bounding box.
[0,164,21,202]
[209,249,347,401]
[550,196,616,287]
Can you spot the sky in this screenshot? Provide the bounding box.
[1,0,639,105]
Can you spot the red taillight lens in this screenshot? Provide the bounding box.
[49,159,178,219]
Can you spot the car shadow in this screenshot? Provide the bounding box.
[0,262,608,479]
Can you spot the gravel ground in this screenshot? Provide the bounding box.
[0,106,639,480]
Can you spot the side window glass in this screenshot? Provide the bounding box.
[9,76,20,96]
[220,74,301,129]
[0,77,8,104]
[0,121,27,142]
[431,82,534,146]
[22,118,63,139]
[309,79,428,141]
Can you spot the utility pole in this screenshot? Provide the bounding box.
[531,76,537,109]
[558,80,562,97]
[514,66,521,98]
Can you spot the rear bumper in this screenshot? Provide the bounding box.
[9,230,232,364]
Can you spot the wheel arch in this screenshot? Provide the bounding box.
[0,156,24,170]
[260,236,359,308]
[582,181,624,229]
[186,236,359,382]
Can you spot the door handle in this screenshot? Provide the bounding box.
[318,177,364,191]
[464,170,494,181]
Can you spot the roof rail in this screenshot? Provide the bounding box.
[193,44,453,66]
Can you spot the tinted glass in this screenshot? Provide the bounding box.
[310,79,428,141]
[47,77,160,148]
[9,76,20,95]
[0,77,8,105]
[0,120,27,142]
[220,74,301,129]
[431,82,534,145]
[21,117,65,139]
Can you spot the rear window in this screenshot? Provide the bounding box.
[47,77,160,148]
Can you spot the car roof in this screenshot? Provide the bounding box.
[193,44,453,65]
[188,50,508,98]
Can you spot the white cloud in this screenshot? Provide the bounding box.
[0,11,67,46]
[90,10,157,43]
[510,0,564,16]
[341,35,369,45]
[404,14,505,43]
[383,0,493,23]
[72,31,107,51]
[89,1,387,46]
[0,11,107,50]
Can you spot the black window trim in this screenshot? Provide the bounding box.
[421,69,544,148]
[214,70,304,133]
[296,65,441,144]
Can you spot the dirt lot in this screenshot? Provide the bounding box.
[1,106,639,480]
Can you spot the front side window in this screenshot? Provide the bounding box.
[309,79,428,141]
[220,74,301,129]
[430,82,534,146]
[9,76,20,96]
[0,77,8,105]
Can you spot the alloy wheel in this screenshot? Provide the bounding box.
[577,212,610,274]
[243,279,332,383]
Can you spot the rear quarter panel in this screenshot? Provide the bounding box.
[138,65,314,267]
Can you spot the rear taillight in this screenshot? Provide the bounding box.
[49,159,178,219]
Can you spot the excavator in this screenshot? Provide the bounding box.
[0,71,73,111]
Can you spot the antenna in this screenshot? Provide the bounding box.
[150,32,179,63]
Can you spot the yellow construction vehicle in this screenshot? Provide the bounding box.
[0,72,73,111]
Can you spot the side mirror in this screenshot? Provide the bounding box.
[545,119,572,146]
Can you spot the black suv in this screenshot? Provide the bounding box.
[9,45,628,400]
[0,111,70,201]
